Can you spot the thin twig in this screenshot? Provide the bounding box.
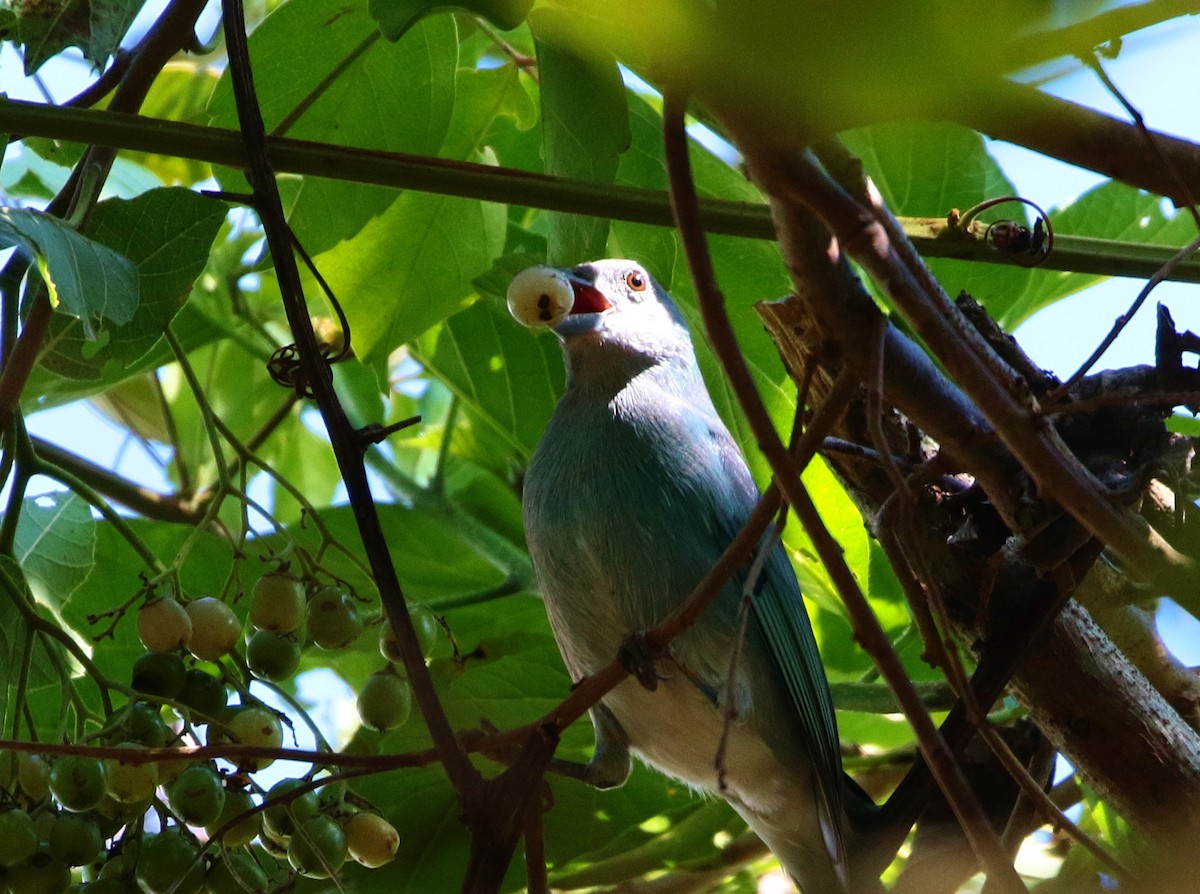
[1053,231,1200,396]
[217,0,480,795]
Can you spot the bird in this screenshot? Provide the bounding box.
[514,258,878,893]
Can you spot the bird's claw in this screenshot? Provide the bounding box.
[618,631,667,691]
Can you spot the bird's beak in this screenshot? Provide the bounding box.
[565,273,612,316]
[551,269,612,338]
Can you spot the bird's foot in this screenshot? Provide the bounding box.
[618,631,667,691]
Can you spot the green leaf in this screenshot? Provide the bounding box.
[293,189,506,363]
[535,32,630,263]
[371,0,532,40]
[414,295,564,459]
[441,65,537,161]
[13,491,96,612]
[37,187,227,381]
[208,1,458,254]
[0,205,138,338]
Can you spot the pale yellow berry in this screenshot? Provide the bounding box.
[507,266,573,328]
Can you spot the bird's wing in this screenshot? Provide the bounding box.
[710,425,848,869]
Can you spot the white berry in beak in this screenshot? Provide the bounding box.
[507,266,574,328]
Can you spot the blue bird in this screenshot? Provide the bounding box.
[519,259,876,893]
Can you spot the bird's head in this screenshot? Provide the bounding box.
[508,259,695,372]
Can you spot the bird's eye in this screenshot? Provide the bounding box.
[625,270,648,292]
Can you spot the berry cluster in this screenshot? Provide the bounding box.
[0,568,435,893]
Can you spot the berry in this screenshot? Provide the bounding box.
[48,757,106,813]
[17,753,50,802]
[307,586,363,650]
[168,764,226,827]
[250,571,306,634]
[116,702,169,748]
[176,668,227,718]
[245,629,301,682]
[6,844,70,894]
[103,743,158,804]
[130,651,186,698]
[134,832,204,894]
[344,811,400,868]
[226,706,283,771]
[206,788,259,847]
[47,813,102,867]
[379,604,438,663]
[262,778,319,840]
[184,597,240,661]
[287,815,347,879]
[204,851,269,894]
[0,808,38,866]
[507,265,574,328]
[356,669,412,732]
[136,598,191,654]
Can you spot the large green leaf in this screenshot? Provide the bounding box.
[414,295,564,459]
[38,187,227,381]
[535,32,630,263]
[291,188,506,363]
[441,64,537,161]
[0,205,138,338]
[208,0,458,255]
[14,491,95,611]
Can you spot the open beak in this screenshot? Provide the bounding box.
[566,274,612,315]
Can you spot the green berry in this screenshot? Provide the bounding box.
[379,604,439,663]
[344,811,400,868]
[17,753,50,802]
[245,629,301,682]
[176,668,227,718]
[47,813,102,867]
[262,778,319,840]
[356,669,412,732]
[0,808,39,866]
[48,757,107,813]
[206,788,259,847]
[226,706,283,771]
[134,832,204,894]
[103,743,157,804]
[117,702,169,748]
[6,844,70,894]
[308,586,363,650]
[130,651,186,698]
[287,815,346,879]
[250,572,306,634]
[168,764,226,827]
[204,851,269,894]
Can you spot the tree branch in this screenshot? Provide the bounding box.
[738,142,1197,602]
[3,97,1200,283]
